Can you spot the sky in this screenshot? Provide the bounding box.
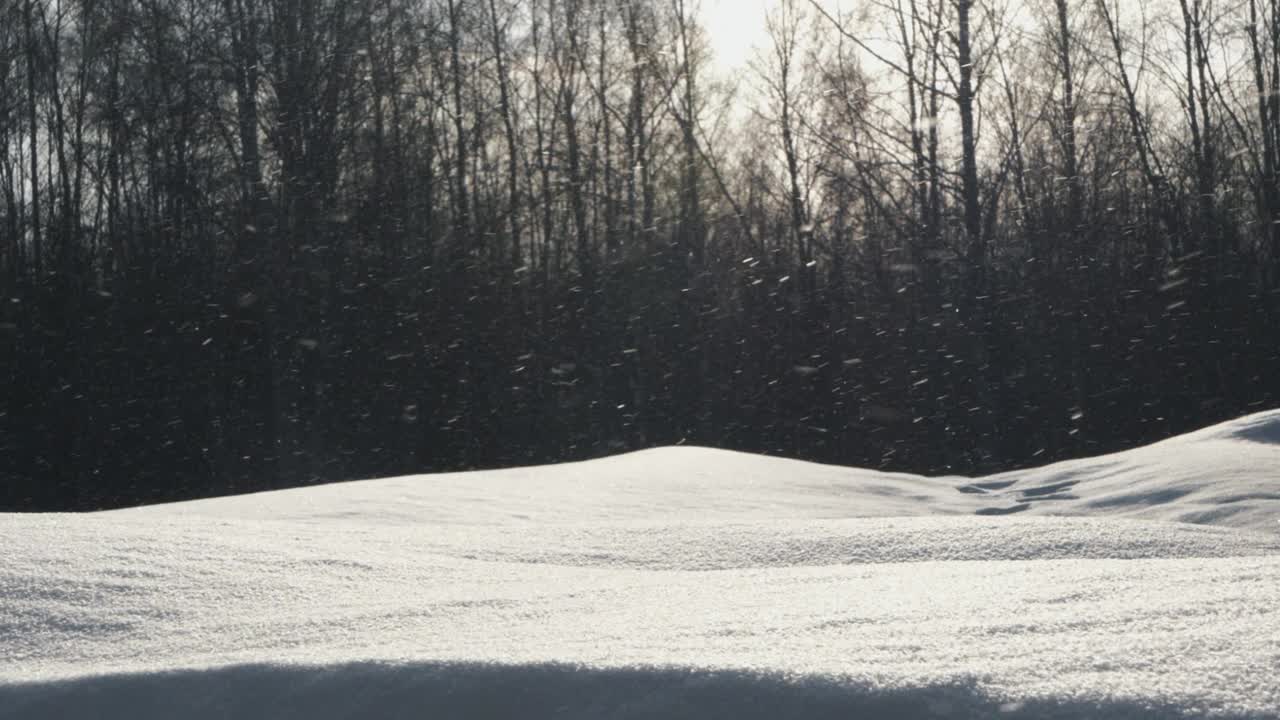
[702,0,773,72]
[700,0,857,76]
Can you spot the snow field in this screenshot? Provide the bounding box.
[3,410,1280,718]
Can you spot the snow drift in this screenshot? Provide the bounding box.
[3,411,1280,718]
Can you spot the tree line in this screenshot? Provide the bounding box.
[2,0,1278,510]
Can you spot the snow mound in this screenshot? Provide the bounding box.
[127,410,1280,534]
[3,411,1280,718]
[1187,409,1280,445]
[973,409,1280,531]
[118,444,963,526]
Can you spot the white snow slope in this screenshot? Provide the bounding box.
[3,412,1280,719]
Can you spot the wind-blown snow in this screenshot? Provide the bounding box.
[3,411,1280,718]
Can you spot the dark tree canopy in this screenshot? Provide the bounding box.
[1,0,1278,511]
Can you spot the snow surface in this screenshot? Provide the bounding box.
[3,411,1280,718]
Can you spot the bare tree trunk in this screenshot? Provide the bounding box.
[1252,0,1280,279]
[926,5,942,264]
[486,0,522,269]
[955,0,982,292]
[24,0,41,277]
[42,8,76,280]
[673,0,703,263]
[1178,0,1208,257]
[560,0,593,286]
[596,1,617,259]
[1053,0,1081,223]
[447,0,471,271]
[894,0,929,276]
[530,0,557,280]
[621,0,654,249]
[106,19,123,277]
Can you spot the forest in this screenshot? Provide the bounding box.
[2,0,1278,510]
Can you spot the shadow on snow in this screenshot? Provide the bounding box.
[1,660,1270,720]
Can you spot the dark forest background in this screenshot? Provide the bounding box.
[2,0,1278,511]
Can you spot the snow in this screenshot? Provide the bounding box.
[3,411,1280,718]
